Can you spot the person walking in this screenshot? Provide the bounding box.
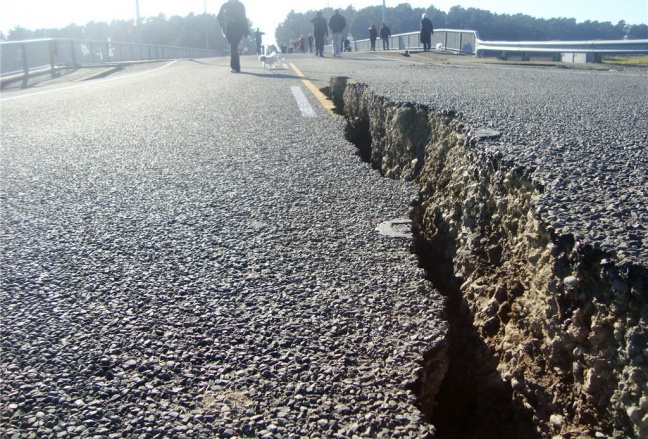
[254,28,264,55]
[328,9,347,57]
[369,24,378,51]
[217,0,249,73]
[308,33,314,53]
[380,23,391,50]
[420,13,434,51]
[299,34,306,53]
[310,11,328,57]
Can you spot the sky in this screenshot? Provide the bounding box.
[1,0,647,44]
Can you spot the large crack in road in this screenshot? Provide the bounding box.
[326,76,647,438]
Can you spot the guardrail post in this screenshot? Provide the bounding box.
[49,40,58,78]
[71,40,78,67]
[444,31,448,50]
[20,42,30,89]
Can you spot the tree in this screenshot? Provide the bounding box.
[351,5,384,40]
[84,22,112,41]
[627,24,648,39]
[424,6,447,30]
[276,9,316,47]
[6,26,33,41]
[107,19,137,43]
[2,4,645,47]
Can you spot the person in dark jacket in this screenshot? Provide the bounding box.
[380,23,391,50]
[310,11,328,57]
[217,0,250,72]
[254,28,264,55]
[328,10,347,57]
[369,24,378,51]
[420,13,434,51]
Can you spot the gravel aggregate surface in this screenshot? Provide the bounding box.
[1,59,443,437]
[290,52,648,266]
[3,51,645,438]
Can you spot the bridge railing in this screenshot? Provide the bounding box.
[1,38,220,91]
[332,29,647,60]
[474,39,648,58]
[336,29,478,54]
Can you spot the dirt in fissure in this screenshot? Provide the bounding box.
[336,85,537,438]
[410,231,537,438]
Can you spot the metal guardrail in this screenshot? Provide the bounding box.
[345,29,478,54]
[474,39,648,57]
[1,38,220,91]
[331,28,647,60]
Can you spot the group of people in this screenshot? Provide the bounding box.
[368,23,393,51]
[312,9,434,56]
[284,35,314,54]
[309,10,392,57]
[216,0,436,73]
[370,14,433,51]
[309,10,348,57]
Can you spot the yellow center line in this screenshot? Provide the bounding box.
[289,63,336,116]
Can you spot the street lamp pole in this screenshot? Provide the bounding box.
[382,0,386,23]
[135,0,141,43]
[204,0,209,50]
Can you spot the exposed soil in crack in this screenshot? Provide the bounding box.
[332,78,537,437]
[325,76,648,439]
[409,225,537,438]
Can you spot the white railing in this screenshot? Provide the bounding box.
[1,38,220,90]
[475,39,648,57]
[347,29,478,54]
[327,29,647,60]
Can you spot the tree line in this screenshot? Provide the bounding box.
[2,13,232,51]
[277,4,647,45]
[2,3,646,49]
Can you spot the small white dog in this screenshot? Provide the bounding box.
[259,51,281,69]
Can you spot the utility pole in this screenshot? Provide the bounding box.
[135,0,141,43]
[382,0,386,24]
[204,0,209,50]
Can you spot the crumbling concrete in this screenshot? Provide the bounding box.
[334,78,648,438]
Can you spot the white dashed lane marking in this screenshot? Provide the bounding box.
[291,86,316,118]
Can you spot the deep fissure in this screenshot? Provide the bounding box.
[324,76,647,439]
[408,218,537,438]
[330,81,536,437]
